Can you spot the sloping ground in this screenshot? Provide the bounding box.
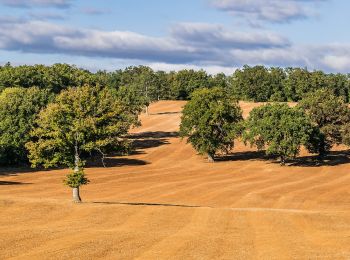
[0,101,349,259]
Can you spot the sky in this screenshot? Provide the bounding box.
[0,0,349,74]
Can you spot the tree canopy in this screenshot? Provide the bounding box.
[180,87,243,162]
[243,103,315,165]
[26,85,137,168]
[298,88,350,156]
[0,87,51,165]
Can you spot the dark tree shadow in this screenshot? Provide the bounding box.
[288,150,350,167]
[151,112,181,115]
[215,151,267,162]
[0,167,57,176]
[91,201,200,208]
[0,181,31,185]
[129,131,179,139]
[214,149,350,167]
[86,158,149,168]
[128,131,179,152]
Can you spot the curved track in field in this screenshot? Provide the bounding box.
[0,101,349,259]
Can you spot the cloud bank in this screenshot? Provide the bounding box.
[0,18,349,72]
[211,0,326,24]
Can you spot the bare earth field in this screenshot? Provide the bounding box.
[0,101,349,259]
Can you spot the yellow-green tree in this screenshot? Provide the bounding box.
[26,85,139,202]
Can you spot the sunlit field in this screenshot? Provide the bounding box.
[1,101,349,259]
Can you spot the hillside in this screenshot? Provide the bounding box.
[0,101,349,259]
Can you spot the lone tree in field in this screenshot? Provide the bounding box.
[26,85,137,202]
[243,103,315,165]
[298,89,350,157]
[179,87,243,162]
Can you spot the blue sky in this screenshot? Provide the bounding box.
[0,0,349,74]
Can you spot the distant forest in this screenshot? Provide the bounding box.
[1,63,349,102]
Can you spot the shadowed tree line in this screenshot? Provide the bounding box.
[2,63,350,103]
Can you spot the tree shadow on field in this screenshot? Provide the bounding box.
[0,167,56,177]
[288,150,350,167]
[128,131,179,152]
[215,150,267,162]
[151,112,181,115]
[92,201,200,208]
[86,158,149,168]
[0,180,31,185]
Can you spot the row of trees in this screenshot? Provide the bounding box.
[2,63,350,103]
[180,88,350,165]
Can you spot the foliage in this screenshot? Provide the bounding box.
[180,87,243,161]
[0,87,51,165]
[63,168,90,188]
[244,103,314,164]
[116,84,148,124]
[1,63,350,103]
[26,85,137,168]
[231,65,274,102]
[0,63,95,93]
[170,69,211,100]
[298,89,350,156]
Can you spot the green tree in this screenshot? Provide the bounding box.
[269,67,287,101]
[244,103,314,165]
[231,65,266,101]
[0,63,98,94]
[325,73,350,102]
[209,73,230,89]
[298,89,350,157]
[180,87,243,162]
[26,85,138,202]
[170,69,210,100]
[116,84,149,124]
[0,87,51,165]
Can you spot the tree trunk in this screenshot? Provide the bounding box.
[207,153,215,163]
[72,187,81,203]
[145,105,149,116]
[280,156,286,166]
[74,139,80,173]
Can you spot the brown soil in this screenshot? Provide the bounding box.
[0,101,349,259]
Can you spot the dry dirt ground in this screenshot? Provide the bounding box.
[0,101,350,259]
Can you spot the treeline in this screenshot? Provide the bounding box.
[1,63,350,102]
[180,87,350,165]
[1,62,350,201]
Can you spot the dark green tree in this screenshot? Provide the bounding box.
[180,87,243,162]
[298,89,350,157]
[0,87,51,165]
[170,69,210,100]
[231,65,286,102]
[244,103,314,165]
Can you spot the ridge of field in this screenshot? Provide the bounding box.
[0,101,349,259]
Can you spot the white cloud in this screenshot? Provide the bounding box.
[171,22,290,49]
[147,62,237,75]
[211,0,326,23]
[0,18,349,73]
